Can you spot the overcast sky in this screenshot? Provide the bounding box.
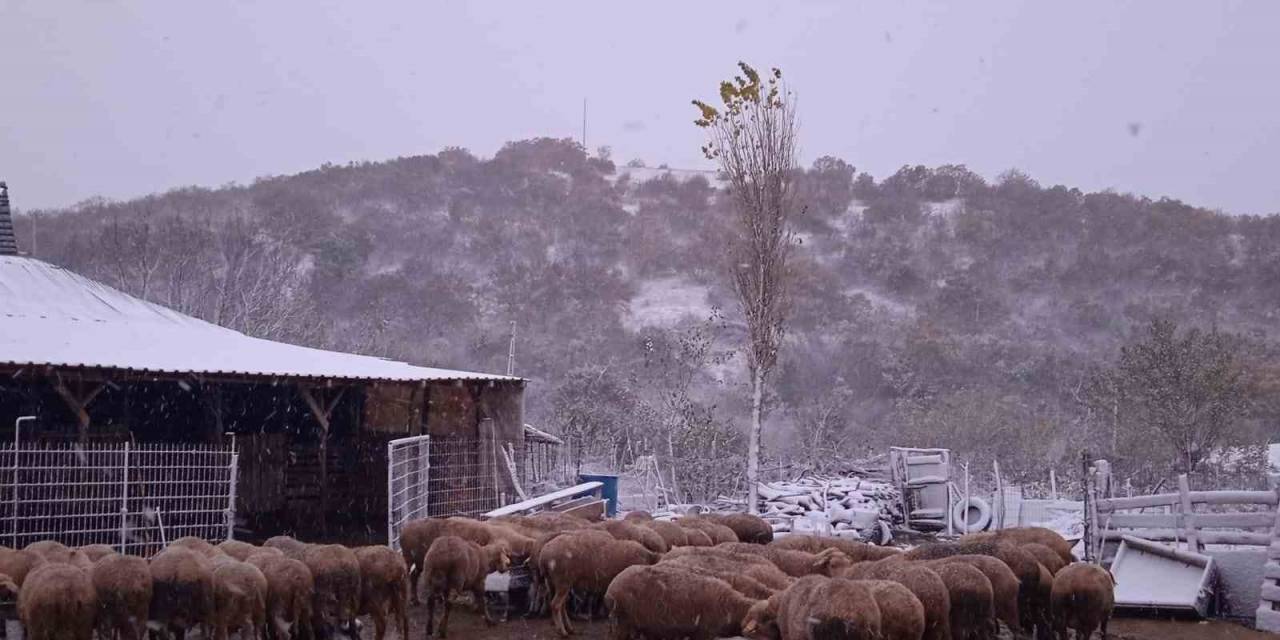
[2,1,1278,215]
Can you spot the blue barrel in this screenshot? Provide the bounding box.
[579,473,620,517]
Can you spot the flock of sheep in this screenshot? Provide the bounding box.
[0,509,1114,640]
[0,535,404,640]
[403,510,1114,640]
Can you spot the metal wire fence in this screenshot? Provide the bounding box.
[387,436,574,550]
[0,441,238,555]
[387,435,429,550]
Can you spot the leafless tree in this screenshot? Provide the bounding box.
[693,63,801,514]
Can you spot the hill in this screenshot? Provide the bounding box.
[15,138,1280,497]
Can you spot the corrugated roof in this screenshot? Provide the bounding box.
[523,424,564,445]
[0,256,518,383]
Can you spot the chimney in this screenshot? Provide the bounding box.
[0,182,16,255]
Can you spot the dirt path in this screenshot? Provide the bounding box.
[361,603,1267,640]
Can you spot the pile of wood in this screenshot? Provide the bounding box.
[755,476,902,541]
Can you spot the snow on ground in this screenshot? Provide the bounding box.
[624,276,714,331]
[846,286,915,316]
[924,198,965,217]
[614,165,719,185]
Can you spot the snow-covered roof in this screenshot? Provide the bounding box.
[523,424,564,445]
[0,256,518,383]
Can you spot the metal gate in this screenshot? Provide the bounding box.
[0,441,239,555]
[387,435,430,550]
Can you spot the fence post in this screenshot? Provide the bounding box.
[387,439,395,548]
[120,442,130,552]
[1178,474,1199,552]
[226,448,239,542]
[10,442,18,549]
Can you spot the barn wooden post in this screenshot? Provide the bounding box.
[299,384,344,535]
[51,373,106,443]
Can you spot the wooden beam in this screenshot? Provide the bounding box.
[52,375,106,443]
[298,384,346,536]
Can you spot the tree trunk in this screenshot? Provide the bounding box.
[747,368,764,515]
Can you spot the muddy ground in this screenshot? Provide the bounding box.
[360,600,1272,640]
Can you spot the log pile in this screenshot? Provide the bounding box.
[753,475,903,542]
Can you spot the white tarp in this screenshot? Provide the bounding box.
[0,256,516,383]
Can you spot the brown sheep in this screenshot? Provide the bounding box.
[622,510,653,522]
[743,575,882,640]
[659,555,778,599]
[24,541,93,571]
[539,533,659,637]
[591,519,668,553]
[963,527,1075,565]
[904,541,1040,632]
[525,529,616,615]
[923,561,995,640]
[355,545,410,640]
[79,543,118,563]
[91,552,152,640]
[264,535,311,562]
[1033,562,1054,640]
[401,516,531,602]
[18,562,98,640]
[23,540,70,559]
[718,541,853,578]
[860,579,927,640]
[678,517,739,544]
[303,544,362,637]
[636,519,690,548]
[246,552,314,640]
[682,527,715,547]
[0,546,46,587]
[922,554,1020,634]
[149,546,216,638]
[700,512,775,544]
[211,559,268,640]
[1023,542,1067,576]
[0,572,17,601]
[168,536,219,558]
[217,539,262,562]
[608,564,760,639]
[422,535,510,638]
[842,560,950,640]
[661,551,794,594]
[522,510,595,530]
[1051,562,1114,640]
[772,534,902,562]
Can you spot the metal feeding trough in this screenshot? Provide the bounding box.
[1111,535,1216,617]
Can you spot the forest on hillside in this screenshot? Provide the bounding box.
[15,138,1280,498]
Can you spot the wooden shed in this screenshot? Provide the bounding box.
[0,190,525,542]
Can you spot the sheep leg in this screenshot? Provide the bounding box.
[439,593,456,639]
[475,587,496,625]
[425,590,437,636]
[392,590,410,640]
[369,607,386,640]
[551,586,575,637]
[409,560,424,606]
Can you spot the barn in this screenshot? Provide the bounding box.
[0,182,533,546]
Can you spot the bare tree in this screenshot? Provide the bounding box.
[693,63,800,514]
[1101,318,1251,477]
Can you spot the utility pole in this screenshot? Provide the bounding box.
[506,321,517,376]
[582,98,588,150]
